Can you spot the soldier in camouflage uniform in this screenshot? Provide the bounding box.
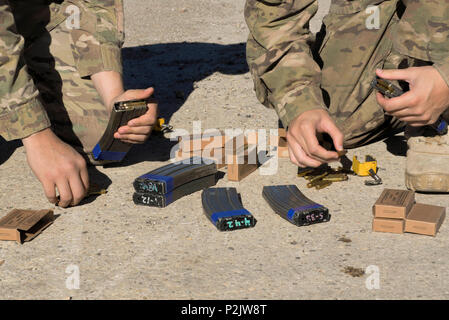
[0,0,158,207]
[245,0,449,192]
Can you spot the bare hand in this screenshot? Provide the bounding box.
[376,67,449,126]
[112,87,158,144]
[22,128,89,207]
[286,109,344,167]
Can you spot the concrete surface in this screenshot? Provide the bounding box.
[0,0,448,300]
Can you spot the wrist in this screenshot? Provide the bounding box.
[91,71,124,112]
[22,128,57,148]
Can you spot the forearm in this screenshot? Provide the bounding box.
[91,70,124,111]
[0,1,50,140]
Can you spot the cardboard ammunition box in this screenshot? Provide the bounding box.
[178,132,246,152]
[372,217,404,234]
[226,144,258,181]
[404,203,446,236]
[373,189,415,219]
[176,147,227,169]
[246,128,286,146]
[0,209,54,244]
[246,130,259,145]
[269,128,287,147]
[276,137,289,158]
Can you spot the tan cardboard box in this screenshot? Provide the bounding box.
[246,128,286,146]
[178,132,246,152]
[226,144,258,182]
[176,147,227,169]
[246,130,259,145]
[0,209,54,244]
[372,217,404,234]
[373,189,415,219]
[276,137,289,158]
[404,203,446,236]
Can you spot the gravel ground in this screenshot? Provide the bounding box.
[0,0,448,300]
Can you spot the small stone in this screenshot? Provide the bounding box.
[338,236,352,243]
[342,266,365,277]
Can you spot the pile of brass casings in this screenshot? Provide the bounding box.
[297,165,353,190]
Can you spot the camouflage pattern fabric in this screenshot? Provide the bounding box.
[245,0,449,147]
[0,0,124,152]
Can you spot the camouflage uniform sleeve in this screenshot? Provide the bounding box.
[68,0,125,78]
[393,0,449,87]
[0,1,51,141]
[245,0,326,129]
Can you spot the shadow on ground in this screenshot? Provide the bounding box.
[0,137,22,165]
[117,41,249,165]
[383,135,407,157]
[122,41,248,123]
[78,167,113,206]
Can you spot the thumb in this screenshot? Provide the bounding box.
[135,87,155,99]
[121,87,155,101]
[376,68,412,81]
[143,87,155,97]
[319,117,344,151]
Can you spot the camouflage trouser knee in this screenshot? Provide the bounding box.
[24,21,110,159]
[337,48,425,148]
[339,49,414,148]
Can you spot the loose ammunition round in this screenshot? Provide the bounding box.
[309,172,329,183]
[337,150,348,157]
[322,173,348,182]
[297,168,314,177]
[315,181,332,190]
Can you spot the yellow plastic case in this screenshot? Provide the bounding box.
[352,155,377,177]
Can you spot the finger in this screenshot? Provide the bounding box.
[120,139,136,144]
[69,174,87,206]
[287,136,323,167]
[117,125,153,135]
[287,127,327,165]
[408,121,431,127]
[115,131,149,141]
[388,106,423,119]
[286,134,303,167]
[376,68,413,81]
[396,115,431,124]
[56,180,73,208]
[80,166,89,193]
[127,107,158,127]
[287,145,301,167]
[318,117,345,153]
[42,182,58,204]
[115,133,148,144]
[376,91,417,113]
[302,126,339,162]
[117,87,154,102]
[292,144,323,167]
